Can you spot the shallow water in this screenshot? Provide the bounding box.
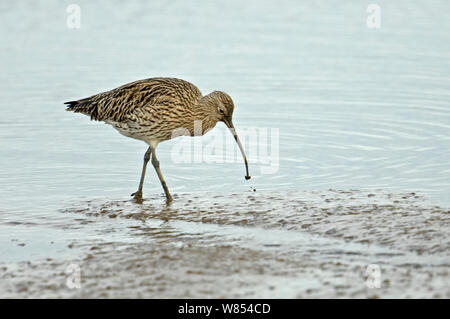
[1,1,449,298]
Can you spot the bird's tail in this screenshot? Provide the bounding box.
[64,99,99,120]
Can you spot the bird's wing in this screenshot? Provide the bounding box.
[64,77,203,122]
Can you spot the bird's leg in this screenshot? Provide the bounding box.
[131,146,152,202]
[150,148,173,203]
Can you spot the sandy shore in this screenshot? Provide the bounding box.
[1,190,449,298]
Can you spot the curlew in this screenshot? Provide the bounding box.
[65,77,251,203]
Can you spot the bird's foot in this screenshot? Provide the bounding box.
[165,195,173,204]
[163,190,173,204]
[131,191,143,203]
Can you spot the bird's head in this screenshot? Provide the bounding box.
[207,91,235,124]
[203,91,251,180]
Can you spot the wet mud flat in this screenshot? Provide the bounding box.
[1,190,449,298]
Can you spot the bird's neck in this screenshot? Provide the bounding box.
[191,96,218,135]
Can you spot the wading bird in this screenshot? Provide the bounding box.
[65,77,250,203]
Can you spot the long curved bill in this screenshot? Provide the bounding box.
[223,119,251,180]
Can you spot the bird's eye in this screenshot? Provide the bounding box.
[218,108,225,114]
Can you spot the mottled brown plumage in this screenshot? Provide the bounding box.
[65,77,250,202]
